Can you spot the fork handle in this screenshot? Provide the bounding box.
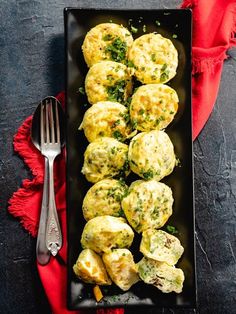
[45,156,62,256]
[36,158,51,265]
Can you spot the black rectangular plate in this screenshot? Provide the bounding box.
[64,7,196,310]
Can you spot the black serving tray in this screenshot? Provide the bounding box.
[64,7,196,310]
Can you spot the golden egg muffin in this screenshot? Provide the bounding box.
[79,101,135,142]
[130,84,179,131]
[81,216,134,254]
[73,249,111,285]
[121,179,173,233]
[137,257,184,293]
[85,61,133,105]
[82,179,128,221]
[81,137,129,183]
[128,33,178,84]
[128,130,176,181]
[82,23,133,67]
[140,229,184,265]
[102,249,140,291]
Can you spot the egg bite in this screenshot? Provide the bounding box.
[140,229,184,265]
[130,84,179,131]
[137,257,185,293]
[82,23,133,67]
[121,179,173,233]
[81,137,129,183]
[81,216,134,254]
[82,179,128,221]
[128,130,176,181]
[85,61,133,105]
[73,249,111,285]
[102,249,140,291]
[128,33,178,84]
[79,101,135,142]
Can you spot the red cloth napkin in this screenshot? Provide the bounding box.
[8,0,236,313]
[181,0,236,139]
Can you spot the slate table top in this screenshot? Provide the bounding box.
[0,1,236,313]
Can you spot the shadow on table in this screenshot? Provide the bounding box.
[46,34,65,97]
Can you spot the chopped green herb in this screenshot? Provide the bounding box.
[112,130,123,141]
[166,225,178,235]
[151,53,156,62]
[160,72,169,82]
[141,169,154,180]
[131,119,138,129]
[172,34,178,39]
[78,86,85,95]
[138,108,145,115]
[170,111,174,114]
[119,112,130,123]
[127,60,135,68]
[141,66,145,71]
[107,79,126,103]
[103,34,113,41]
[161,63,167,72]
[155,20,161,26]
[130,25,138,34]
[107,74,114,82]
[143,24,147,32]
[111,119,121,128]
[105,37,127,62]
[175,157,181,166]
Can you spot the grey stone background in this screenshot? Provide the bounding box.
[0,0,235,313]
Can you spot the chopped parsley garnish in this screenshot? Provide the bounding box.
[166,225,178,235]
[111,119,121,128]
[78,86,85,95]
[141,169,154,180]
[126,60,135,68]
[119,112,130,123]
[103,34,113,41]
[105,37,127,62]
[155,20,161,26]
[130,25,138,33]
[138,108,145,115]
[160,72,169,82]
[172,34,178,39]
[112,130,123,141]
[143,24,147,32]
[151,53,156,62]
[161,63,167,72]
[107,79,126,103]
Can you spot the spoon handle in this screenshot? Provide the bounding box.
[36,158,51,265]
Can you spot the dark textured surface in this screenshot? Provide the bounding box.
[0,0,235,313]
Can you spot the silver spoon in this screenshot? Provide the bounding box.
[31,96,65,265]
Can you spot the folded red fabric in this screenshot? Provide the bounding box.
[181,0,236,139]
[8,0,236,313]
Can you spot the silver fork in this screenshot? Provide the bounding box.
[40,99,62,256]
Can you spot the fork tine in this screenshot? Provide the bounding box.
[55,99,60,144]
[40,101,44,146]
[49,99,55,143]
[46,100,50,144]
